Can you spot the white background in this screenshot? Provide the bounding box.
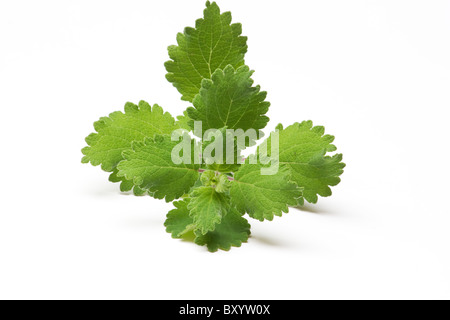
[1,0,449,300]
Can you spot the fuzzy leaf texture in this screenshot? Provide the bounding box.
[176,110,192,131]
[187,65,270,136]
[188,186,231,234]
[165,199,195,238]
[109,169,148,196]
[81,101,178,171]
[81,101,180,194]
[202,127,243,173]
[164,199,250,252]
[260,121,345,204]
[117,135,200,202]
[165,1,248,102]
[230,163,303,221]
[194,207,251,252]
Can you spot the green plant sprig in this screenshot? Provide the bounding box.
[82,1,345,252]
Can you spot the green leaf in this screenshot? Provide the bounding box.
[165,199,195,238]
[187,177,203,196]
[187,65,270,136]
[108,169,148,196]
[260,121,345,204]
[117,135,200,202]
[175,110,192,131]
[165,1,248,102]
[200,171,232,193]
[187,186,230,234]
[230,164,303,221]
[81,101,179,172]
[194,207,250,252]
[201,127,243,173]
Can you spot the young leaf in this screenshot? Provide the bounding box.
[260,121,345,204]
[188,186,230,235]
[117,135,200,202]
[187,65,270,135]
[165,199,194,238]
[200,171,232,193]
[194,207,251,252]
[165,1,248,102]
[81,101,179,172]
[230,164,303,221]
